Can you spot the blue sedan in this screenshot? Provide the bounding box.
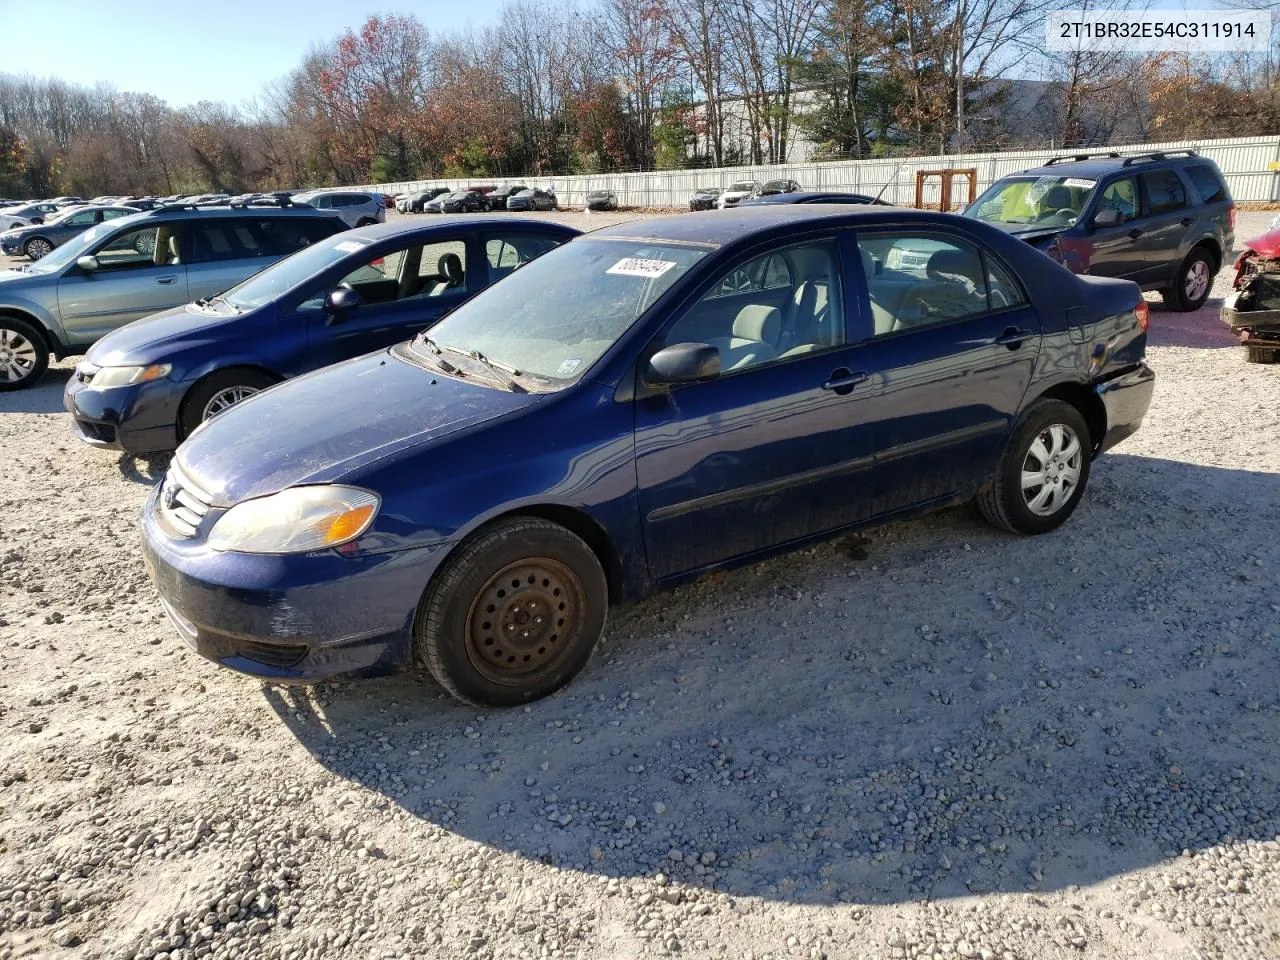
[141,205,1155,706]
[65,218,578,454]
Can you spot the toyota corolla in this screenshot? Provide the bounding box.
[141,206,1154,707]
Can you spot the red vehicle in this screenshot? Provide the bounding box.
[1223,227,1280,362]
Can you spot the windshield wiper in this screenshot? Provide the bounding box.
[210,295,241,314]
[417,335,459,374]
[443,345,527,393]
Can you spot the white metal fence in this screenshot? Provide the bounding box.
[350,134,1280,209]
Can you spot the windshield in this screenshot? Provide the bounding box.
[966,175,1097,226]
[418,238,709,387]
[222,234,372,310]
[728,181,756,192]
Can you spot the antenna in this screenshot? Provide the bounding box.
[872,163,908,204]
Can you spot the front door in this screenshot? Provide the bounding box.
[635,236,881,581]
[1083,176,1144,280]
[56,222,189,347]
[853,230,1041,514]
[303,237,476,369]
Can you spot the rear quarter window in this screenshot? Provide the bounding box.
[1184,164,1227,204]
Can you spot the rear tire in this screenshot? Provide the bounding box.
[23,237,52,260]
[0,316,49,391]
[1163,247,1215,312]
[415,517,608,707]
[977,399,1092,535]
[180,368,277,438]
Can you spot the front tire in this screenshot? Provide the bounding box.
[0,316,49,391]
[1164,248,1214,312]
[23,237,52,260]
[415,517,608,707]
[977,399,1092,535]
[180,368,277,438]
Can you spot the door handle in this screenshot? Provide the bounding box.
[994,327,1034,349]
[822,368,870,395]
[155,276,176,285]
[1127,228,1143,239]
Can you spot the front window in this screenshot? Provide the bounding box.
[221,234,376,311]
[419,239,708,387]
[728,181,757,193]
[24,222,116,274]
[966,175,1097,226]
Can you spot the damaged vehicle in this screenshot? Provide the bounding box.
[1223,226,1280,363]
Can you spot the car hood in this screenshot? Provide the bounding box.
[722,190,752,199]
[0,269,38,285]
[983,221,1065,244]
[85,302,241,366]
[1244,228,1280,260]
[176,348,541,505]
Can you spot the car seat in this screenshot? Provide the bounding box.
[426,253,465,296]
[708,304,781,371]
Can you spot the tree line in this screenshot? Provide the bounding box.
[1,0,1277,199]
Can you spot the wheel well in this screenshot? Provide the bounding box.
[177,365,282,438]
[0,310,54,355]
[1036,382,1106,453]
[480,505,624,604]
[1189,238,1221,273]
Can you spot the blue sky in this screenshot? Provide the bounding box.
[0,1,507,107]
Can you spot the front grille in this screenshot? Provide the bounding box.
[239,640,308,668]
[75,418,116,444]
[159,462,213,539]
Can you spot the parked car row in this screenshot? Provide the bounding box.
[395,186,561,214]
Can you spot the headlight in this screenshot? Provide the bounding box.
[88,364,172,388]
[207,485,380,554]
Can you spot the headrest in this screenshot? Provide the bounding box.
[438,252,463,284]
[926,249,982,285]
[1041,185,1073,209]
[732,304,781,344]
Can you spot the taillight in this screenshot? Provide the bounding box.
[1135,299,1149,332]
[1228,204,1237,231]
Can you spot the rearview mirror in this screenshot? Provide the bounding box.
[1092,208,1122,228]
[76,255,100,273]
[324,285,362,324]
[644,342,721,386]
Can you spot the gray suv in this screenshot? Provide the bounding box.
[1,205,140,260]
[291,191,386,229]
[0,205,345,390]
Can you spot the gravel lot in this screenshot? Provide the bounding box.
[1,210,1278,960]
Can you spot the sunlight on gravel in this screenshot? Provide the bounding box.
[0,212,1276,960]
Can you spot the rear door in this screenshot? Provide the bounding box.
[1134,169,1192,286]
[56,221,190,346]
[181,218,280,302]
[852,229,1041,513]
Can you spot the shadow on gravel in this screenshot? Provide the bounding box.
[1147,297,1238,350]
[264,453,1280,906]
[117,452,170,486]
[0,367,72,414]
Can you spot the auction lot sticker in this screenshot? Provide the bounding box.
[1046,10,1271,52]
[607,257,678,278]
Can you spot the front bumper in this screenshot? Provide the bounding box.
[64,371,182,454]
[1095,361,1155,453]
[0,237,22,255]
[141,486,450,683]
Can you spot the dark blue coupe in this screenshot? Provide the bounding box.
[142,205,1155,706]
[65,218,578,454]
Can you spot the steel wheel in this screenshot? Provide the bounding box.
[1184,259,1210,302]
[24,238,52,260]
[465,557,586,686]
[1020,423,1083,517]
[0,327,38,384]
[201,384,261,421]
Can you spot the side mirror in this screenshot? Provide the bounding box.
[1092,208,1122,228]
[324,285,362,324]
[76,255,100,273]
[30,217,43,225]
[644,342,721,386]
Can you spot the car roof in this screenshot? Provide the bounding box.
[1013,152,1211,180]
[333,216,581,243]
[589,205,963,248]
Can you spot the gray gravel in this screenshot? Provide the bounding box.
[1,210,1278,960]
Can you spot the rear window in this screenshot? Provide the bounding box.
[1185,164,1227,204]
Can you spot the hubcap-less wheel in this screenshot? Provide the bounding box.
[1184,259,1210,302]
[201,385,260,421]
[1021,423,1082,517]
[466,558,585,686]
[0,328,38,383]
[25,238,51,260]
